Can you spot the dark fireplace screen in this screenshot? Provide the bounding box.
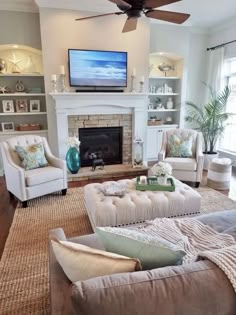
[79,127,123,167]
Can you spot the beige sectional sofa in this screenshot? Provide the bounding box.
[49,210,236,315]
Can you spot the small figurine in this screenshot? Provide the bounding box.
[15,80,25,93]
[89,152,105,171]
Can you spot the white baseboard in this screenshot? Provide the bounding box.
[0,168,4,176]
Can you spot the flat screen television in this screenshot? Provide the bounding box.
[68,49,127,88]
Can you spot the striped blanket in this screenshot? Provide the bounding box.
[135,217,236,293]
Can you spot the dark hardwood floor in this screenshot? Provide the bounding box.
[0,169,236,259]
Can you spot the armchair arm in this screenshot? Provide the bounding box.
[195,133,204,182]
[42,138,68,189]
[1,143,27,201]
[158,132,167,161]
[158,149,166,162]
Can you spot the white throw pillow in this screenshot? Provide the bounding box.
[51,239,141,282]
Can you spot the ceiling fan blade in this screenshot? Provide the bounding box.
[146,9,190,24]
[75,12,120,21]
[122,18,138,33]
[108,0,131,9]
[144,0,181,9]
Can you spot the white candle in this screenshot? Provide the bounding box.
[51,74,57,81]
[59,65,65,75]
[132,68,136,76]
[140,75,145,83]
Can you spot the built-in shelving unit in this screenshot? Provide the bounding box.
[149,76,180,80]
[146,52,184,161]
[149,93,179,96]
[0,73,44,77]
[0,112,47,116]
[147,109,180,113]
[0,45,48,175]
[0,73,48,135]
[0,93,46,96]
[0,129,48,135]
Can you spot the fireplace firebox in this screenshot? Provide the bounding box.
[79,127,123,167]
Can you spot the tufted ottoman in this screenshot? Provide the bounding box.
[84,178,201,230]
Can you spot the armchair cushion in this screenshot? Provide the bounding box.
[15,142,48,170]
[164,157,197,171]
[25,166,63,186]
[167,134,193,158]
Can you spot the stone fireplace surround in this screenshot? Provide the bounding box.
[50,92,148,163]
[68,114,132,165]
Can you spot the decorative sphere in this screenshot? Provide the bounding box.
[0,59,7,72]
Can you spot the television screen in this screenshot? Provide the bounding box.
[68,49,127,87]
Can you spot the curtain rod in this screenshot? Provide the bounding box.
[207,39,236,51]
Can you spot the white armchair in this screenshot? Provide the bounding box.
[158,129,204,187]
[1,135,67,207]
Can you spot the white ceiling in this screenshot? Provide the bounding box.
[1,0,236,30]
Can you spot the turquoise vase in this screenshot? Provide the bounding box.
[66,147,80,174]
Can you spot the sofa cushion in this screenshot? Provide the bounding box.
[72,260,236,315]
[96,226,185,270]
[15,142,48,170]
[25,166,63,186]
[164,157,197,171]
[51,239,141,282]
[167,134,193,157]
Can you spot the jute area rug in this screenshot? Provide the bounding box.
[1,186,236,314]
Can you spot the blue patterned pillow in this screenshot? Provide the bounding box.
[167,134,193,158]
[15,142,48,170]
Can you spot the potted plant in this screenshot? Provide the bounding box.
[185,85,231,170]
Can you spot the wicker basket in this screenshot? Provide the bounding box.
[148,120,164,126]
[16,124,41,131]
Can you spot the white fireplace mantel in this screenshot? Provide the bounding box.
[50,92,149,160]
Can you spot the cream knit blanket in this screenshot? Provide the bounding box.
[135,217,236,293]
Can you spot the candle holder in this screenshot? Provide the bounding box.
[139,80,144,93]
[60,74,67,92]
[130,74,136,93]
[51,78,58,93]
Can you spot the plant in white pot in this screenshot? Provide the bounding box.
[185,85,231,170]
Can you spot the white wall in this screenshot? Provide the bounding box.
[0,11,41,49]
[39,8,150,155]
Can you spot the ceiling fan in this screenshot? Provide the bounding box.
[75,0,190,33]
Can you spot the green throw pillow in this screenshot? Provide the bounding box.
[167,134,193,157]
[15,142,48,170]
[96,227,186,270]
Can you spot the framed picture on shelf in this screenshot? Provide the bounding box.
[30,100,40,112]
[16,99,28,113]
[2,100,14,113]
[1,122,14,132]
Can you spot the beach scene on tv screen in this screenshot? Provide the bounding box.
[69,50,127,86]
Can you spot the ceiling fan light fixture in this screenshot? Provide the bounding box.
[75,0,190,33]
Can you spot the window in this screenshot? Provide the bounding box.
[220,58,236,153]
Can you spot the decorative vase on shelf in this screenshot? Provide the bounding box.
[66,147,80,174]
[166,97,173,109]
[157,176,167,185]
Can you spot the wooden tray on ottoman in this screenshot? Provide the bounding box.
[136,176,175,192]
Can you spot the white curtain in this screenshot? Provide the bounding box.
[205,46,225,101]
